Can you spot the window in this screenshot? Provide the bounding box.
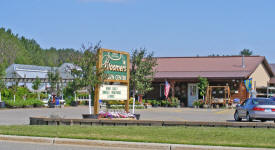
[190,85,197,96]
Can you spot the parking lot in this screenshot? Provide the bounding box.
[0,106,239,125]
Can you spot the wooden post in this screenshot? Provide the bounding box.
[205,86,209,104]
[209,87,212,105]
[125,51,130,113]
[94,84,99,115]
[125,83,129,113]
[93,49,102,115]
[171,80,175,98]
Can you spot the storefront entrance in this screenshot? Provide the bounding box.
[188,83,198,107]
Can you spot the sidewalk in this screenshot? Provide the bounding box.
[0,134,270,150]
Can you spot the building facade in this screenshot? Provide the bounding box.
[5,63,78,92]
[145,56,274,106]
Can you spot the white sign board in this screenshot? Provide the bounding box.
[99,84,128,100]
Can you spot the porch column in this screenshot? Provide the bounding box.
[170,80,175,98]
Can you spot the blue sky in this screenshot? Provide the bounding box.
[1,0,275,63]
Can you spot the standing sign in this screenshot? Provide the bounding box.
[102,50,128,81]
[94,49,130,114]
[99,84,128,100]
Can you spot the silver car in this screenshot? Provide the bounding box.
[234,98,275,122]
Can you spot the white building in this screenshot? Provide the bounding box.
[5,63,78,92]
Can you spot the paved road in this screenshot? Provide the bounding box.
[0,136,270,150]
[0,106,238,125]
[0,140,136,150]
[135,107,236,122]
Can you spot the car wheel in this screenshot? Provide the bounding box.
[246,113,253,122]
[261,119,267,122]
[234,111,242,121]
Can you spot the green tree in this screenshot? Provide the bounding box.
[0,64,5,102]
[198,76,208,100]
[130,48,157,99]
[0,27,82,68]
[71,43,106,98]
[240,49,253,56]
[47,68,60,95]
[32,76,41,100]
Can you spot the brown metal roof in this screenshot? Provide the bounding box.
[270,64,275,84]
[270,77,275,84]
[154,56,273,79]
[270,64,275,74]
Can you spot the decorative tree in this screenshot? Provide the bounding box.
[240,49,253,56]
[32,76,41,100]
[71,43,106,114]
[198,76,208,101]
[130,48,157,109]
[47,68,60,95]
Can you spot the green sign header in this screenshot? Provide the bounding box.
[102,51,128,81]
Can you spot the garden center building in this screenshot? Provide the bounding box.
[270,64,275,87]
[5,63,78,92]
[145,56,274,107]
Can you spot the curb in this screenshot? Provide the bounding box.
[0,134,53,144]
[0,134,271,150]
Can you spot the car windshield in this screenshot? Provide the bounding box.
[252,99,275,105]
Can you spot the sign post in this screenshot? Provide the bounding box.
[94,49,130,114]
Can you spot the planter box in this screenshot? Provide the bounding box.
[82,114,99,119]
[99,118,136,120]
[135,114,141,120]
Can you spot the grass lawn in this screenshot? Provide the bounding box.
[0,125,274,148]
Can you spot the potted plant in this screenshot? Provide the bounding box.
[193,100,199,108]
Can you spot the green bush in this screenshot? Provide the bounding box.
[148,100,160,107]
[16,87,30,97]
[1,88,11,98]
[3,98,44,108]
[28,99,44,107]
[170,97,180,107]
[161,100,169,107]
[129,98,141,105]
[77,93,89,98]
[65,97,74,106]
[40,93,48,99]
[193,99,204,107]
[27,93,37,99]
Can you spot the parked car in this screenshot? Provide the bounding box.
[234,98,275,122]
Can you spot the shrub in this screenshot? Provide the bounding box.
[170,97,180,107]
[16,87,30,98]
[161,100,169,107]
[129,98,141,105]
[40,93,48,99]
[3,98,44,108]
[193,99,204,107]
[65,97,75,106]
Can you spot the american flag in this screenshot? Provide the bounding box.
[164,80,170,98]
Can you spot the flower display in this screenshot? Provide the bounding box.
[98,111,136,119]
